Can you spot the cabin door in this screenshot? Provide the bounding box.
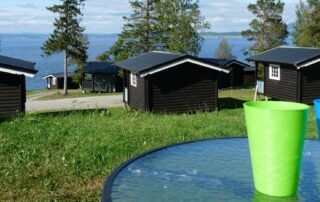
[257,80,264,94]
[47,78,51,89]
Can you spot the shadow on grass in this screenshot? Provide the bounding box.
[219,97,247,110]
[0,113,23,123]
[31,108,109,117]
[0,117,10,123]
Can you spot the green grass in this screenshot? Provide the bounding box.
[38,90,121,100]
[26,89,48,96]
[0,89,318,201]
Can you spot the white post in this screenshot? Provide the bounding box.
[254,84,258,101]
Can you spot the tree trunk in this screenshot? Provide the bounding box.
[63,50,68,96]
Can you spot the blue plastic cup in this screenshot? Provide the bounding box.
[314,99,320,135]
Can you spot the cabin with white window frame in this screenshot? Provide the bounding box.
[114,51,230,113]
[247,46,320,104]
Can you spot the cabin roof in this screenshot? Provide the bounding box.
[115,52,184,73]
[0,55,37,77]
[244,66,255,72]
[114,51,231,76]
[201,58,250,69]
[42,72,74,79]
[246,46,320,68]
[84,61,118,74]
[43,62,118,79]
[201,58,232,67]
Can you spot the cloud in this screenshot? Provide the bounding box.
[17,3,38,9]
[0,0,300,34]
[80,0,130,33]
[200,0,299,32]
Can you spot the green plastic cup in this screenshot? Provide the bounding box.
[244,101,310,197]
[253,190,298,202]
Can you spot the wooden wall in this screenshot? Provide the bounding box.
[264,63,298,102]
[217,64,244,89]
[301,63,320,104]
[48,77,78,90]
[243,71,256,85]
[57,78,78,90]
[83,74,122,92]
[127,72,146,110]
[218,72,231,89]
[231,64,244,87]
[93,74,115,92]
[0,72,25,118]
[147,63,218,113]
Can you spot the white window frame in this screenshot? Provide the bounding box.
[130,73,137,87]
[269,64,280,81]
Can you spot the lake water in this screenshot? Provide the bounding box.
[0,34,253,90]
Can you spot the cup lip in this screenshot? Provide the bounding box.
[243,101,310,111]
[314,99,320,104]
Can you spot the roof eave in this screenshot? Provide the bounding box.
[0,66,37,78]
[295,56,320,69]
[139,57,230,77]
[113,63,139,74]
[245,58,296,67]
[226,60,250,68]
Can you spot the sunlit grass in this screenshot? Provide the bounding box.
[0,89,318,201]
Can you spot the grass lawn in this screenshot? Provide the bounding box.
[0,89,318,201]
[26,89,48,96]
[35,90,121,100]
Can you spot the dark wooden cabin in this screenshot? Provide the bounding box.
[83,62,121,92]
[0,55,37,118]
[247,47,320,104]
[114,51,230,113]
[202,58,251,88]
[43,72,78,89]
[243,66,256,85]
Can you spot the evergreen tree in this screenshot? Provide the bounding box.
[157,0,210,55]
[71,35,89,89]
[214,39,236,59]
[293,0,320,47]
[42,0,88,96]
[241,0,288,54]
[97,0,209,61]
[97,0,159,61]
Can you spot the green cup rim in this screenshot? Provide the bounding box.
[243,101,310,111]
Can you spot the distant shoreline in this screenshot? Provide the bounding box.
[0,32,244,39]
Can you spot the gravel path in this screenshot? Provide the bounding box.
[27,91,56,101]
[26,95,124,112]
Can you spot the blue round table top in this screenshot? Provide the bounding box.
[103,138,320,202]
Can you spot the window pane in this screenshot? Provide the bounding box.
[85,74,92,81]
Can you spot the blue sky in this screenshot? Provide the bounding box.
[0,0,299,34]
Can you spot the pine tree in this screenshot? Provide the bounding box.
[156,0,210,55]
[42,0,88,96]
[214,39,236,59]
[241,0,288,54]
[97,0,209,61]
[97,0,159,61]
[71,35,89,89]
[293,0,320,47]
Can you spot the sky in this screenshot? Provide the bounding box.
[0,0,299,34]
